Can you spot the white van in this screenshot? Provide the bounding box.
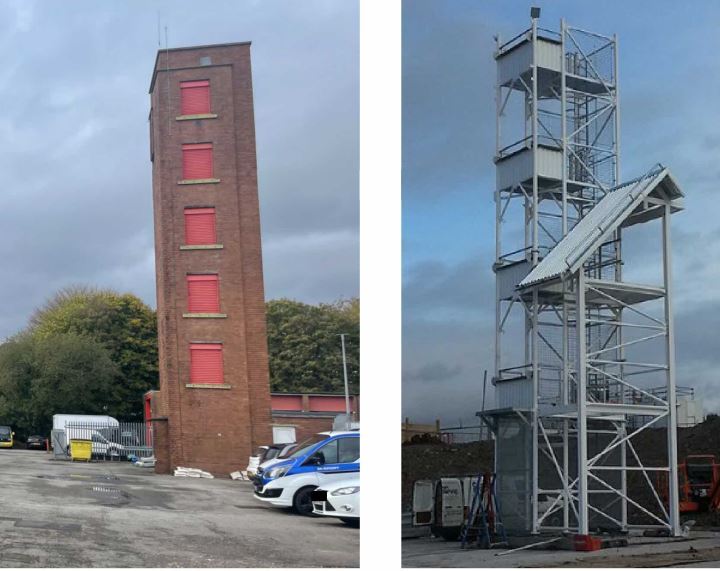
[54,414,123,457]
[53,414,119,431]
[64,428,126,458]
[412,476,476,540]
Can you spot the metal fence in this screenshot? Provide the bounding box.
[52,421,153,461]
[440,425,494,444]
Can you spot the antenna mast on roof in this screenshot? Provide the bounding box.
[165,25,170,131]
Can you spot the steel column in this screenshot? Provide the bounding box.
[576,271,589,535]
[663,205,681,536]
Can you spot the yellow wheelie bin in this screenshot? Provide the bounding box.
[70,439,92,462]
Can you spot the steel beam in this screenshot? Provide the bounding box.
[663,204,681,536]
[576,271,588,535]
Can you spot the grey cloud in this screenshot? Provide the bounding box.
[402,308,495,424]
[402,1,496,200]
[263,229,358,303]
[405,362,463,383]
[403,255,494,321]
[403,1,720,423]
[0,0,358,339]
[402,246,720,423]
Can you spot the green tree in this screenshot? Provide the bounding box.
[0,334,36,435]
[0,288,358,434]
[266,298,359,394]
[29,286,158,420]
[0,332,117,436]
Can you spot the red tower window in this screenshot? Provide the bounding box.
[182,143,213,180]
[184,207,217,245]
[190,343,224,384]
[180,80,211,115]
[187,274,220,313]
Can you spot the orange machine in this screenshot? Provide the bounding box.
[660,455,720,513]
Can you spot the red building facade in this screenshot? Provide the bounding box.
[148,42,272,475]
[270,393,360,443]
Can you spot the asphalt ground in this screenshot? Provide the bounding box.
[0,449,358,567]
[402,530,720,568]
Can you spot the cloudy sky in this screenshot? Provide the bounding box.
[403,0,720,425]
[0,0,358,338]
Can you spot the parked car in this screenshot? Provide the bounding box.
[246,443,296,478]
[64,429,126,458]
[247,446,271,477]
[26,435,46,450]
[270,442,296,460]
[0,426,14,449]
[253,443,297,478]
[312,475,360,525]
[255,462,359,516]
[254,431,359,515]
[91,431,127,458]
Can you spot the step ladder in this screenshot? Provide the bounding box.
[460,472,508,549]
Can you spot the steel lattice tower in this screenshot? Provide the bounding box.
[479,12,683,536]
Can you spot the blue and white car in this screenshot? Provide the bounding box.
[254,431,359,515]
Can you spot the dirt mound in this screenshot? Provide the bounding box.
[631,415,720,527]
[632,415,720,465]
[401,416,720,525]
[401,440,493,510]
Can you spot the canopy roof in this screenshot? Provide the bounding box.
[519,165,684,289]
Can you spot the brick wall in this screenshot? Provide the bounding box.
[152,418,170,474]
[150,42,272,476]
[271,415,336,443]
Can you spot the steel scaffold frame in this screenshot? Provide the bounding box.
[484,14,682,537]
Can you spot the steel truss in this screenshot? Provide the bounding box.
[485,15,682,536]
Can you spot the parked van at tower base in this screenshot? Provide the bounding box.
[412,476,479,540]
[254,431,359,514]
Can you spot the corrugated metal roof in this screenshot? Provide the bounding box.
[518,166,684,288]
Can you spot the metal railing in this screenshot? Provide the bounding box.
[440,425,494,444]
[54,421,153,461]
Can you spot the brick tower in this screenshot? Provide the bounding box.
[148,42,272,475]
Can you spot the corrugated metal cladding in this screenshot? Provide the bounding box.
[190,343,224,384]
[519,167,672,288]
[187,274,220,313]
[496,146,562,191]
[182,143,213,180]
[496,260,531,300]
[497,37,561,86]
[535,38,562,71]
[180,80,210,115]
[497,378,533,408]
[184,207,217,245]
